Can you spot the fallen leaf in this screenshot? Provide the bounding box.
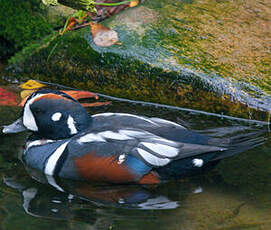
[18,89,38,107]
[19,97,29,107]
[60,17,78,35]
[19,80,46,90]
[20,90,37,100]
[63,90,98,100]
[90,22,119,47]
[81,101,111,107]
[0,87,18,106]
[129,0,139,7]
[19,90,100,107]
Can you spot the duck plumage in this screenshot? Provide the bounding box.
[3,89,265,184]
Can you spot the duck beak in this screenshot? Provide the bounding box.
[2,117,27,134]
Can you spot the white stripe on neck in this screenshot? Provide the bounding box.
[44,141,69,176]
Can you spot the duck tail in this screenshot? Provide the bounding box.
[205,126,268,161]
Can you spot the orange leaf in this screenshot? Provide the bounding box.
[129,0,139,7]
[60,17,78,35]
[20,89,37,100]
[19,90,99,107]
[62,90,99,100]
[19,97,28,107]
[81,101,111,107]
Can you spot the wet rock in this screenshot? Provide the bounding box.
[3,0,271,121]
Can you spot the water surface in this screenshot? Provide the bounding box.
[0,82,271,230]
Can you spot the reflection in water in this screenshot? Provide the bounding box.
[0,83,271,229]
[4,173,182,217]
[3,171,202,229]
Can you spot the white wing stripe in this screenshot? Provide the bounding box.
[136,148,170,166]
[78,133,106,143]
[119,130,149,138]
[99,131,133,140]
[149,137,178,146]
[92,113,158,125]
[141,142,179,157]
[92,113,114,117]
[150,117,185,128]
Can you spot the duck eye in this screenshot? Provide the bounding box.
[32,108,42,115]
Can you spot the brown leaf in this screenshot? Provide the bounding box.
[62,90,99,100]
[19,90,100,107]
[90,22,118,47]
[81,101,111,107]
[60,17,78,35]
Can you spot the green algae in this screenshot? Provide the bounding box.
[0,84,271,230]
[5,27,269,121]
[3,0,271,121]
[156,0,271,86]
[0,0,57,58]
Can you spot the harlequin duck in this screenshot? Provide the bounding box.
[2,89,265,184]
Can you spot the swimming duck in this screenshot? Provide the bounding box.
[2,89,264,184]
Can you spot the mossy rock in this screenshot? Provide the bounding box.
[4,0,271,121]
[0,0,72,59]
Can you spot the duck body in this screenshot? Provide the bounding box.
[3,89,264,184]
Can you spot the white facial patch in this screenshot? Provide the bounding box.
[67,115,77,135]
[51,112,62,121]
[23,94,44,131]
[192,158,204,167]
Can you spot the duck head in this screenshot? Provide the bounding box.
[3,89,92,139]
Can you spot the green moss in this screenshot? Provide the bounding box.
[5,27,269,121]
[4,0,271,121]
[0,0,55,58]
[8,33,58,64]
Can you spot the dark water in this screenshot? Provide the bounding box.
[0,82,271,230]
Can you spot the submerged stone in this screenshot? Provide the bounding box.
[2,0,271,121]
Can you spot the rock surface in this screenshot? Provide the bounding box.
[2,0,271,121]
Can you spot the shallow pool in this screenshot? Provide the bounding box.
[0,82,270,230]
